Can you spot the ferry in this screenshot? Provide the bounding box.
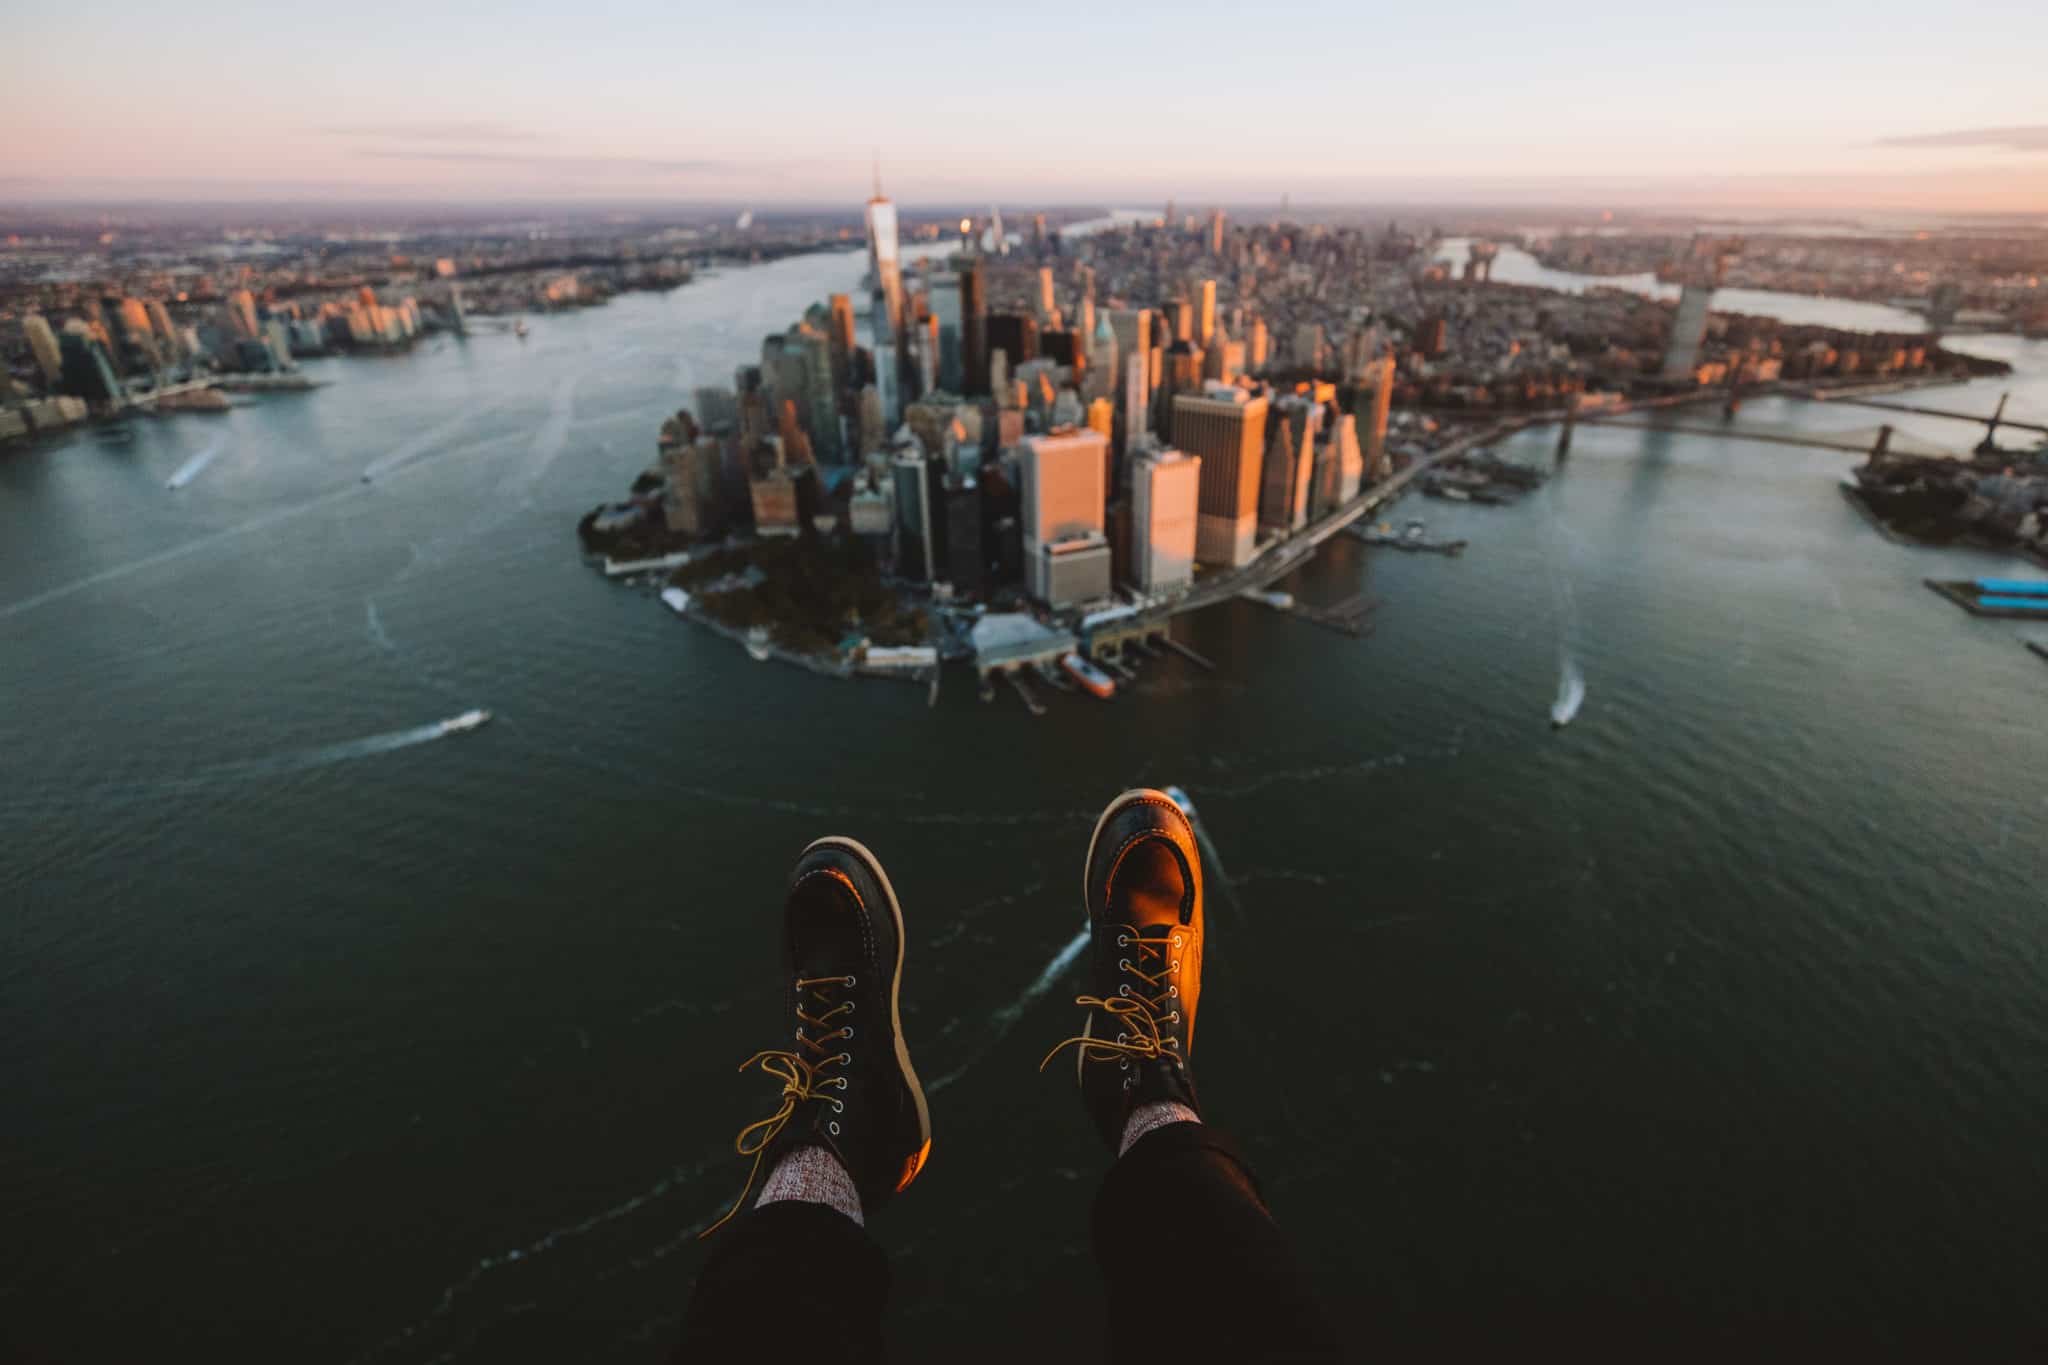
[745,626,773,662]
[1060,651,1116,700]
[513,320,529,339]
[441,708,492,734]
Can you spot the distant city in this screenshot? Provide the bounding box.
[5,193,2046,690]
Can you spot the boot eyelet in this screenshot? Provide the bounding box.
[843,975,856,987]
[1117,984,1130,997]
[1117,958,1130,973]
[845,1002,856,1013]
[1168,986,1178,997]
[837,1052,851,1066]
[843,1026,855,1039]
[1171,935,1181,948]
[1118,1058,1129,1069]
[831,1099,844,1112]
[829,1121,840,1135]
[1116,934,1129,947]
[1116,1033,1129,1045]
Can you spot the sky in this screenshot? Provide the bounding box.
[6,0,2047,213]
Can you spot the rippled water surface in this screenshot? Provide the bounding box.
[5,251,2046,1359]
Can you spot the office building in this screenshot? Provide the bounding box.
[1351,355,1394,480]
[1171,390,1267,567]
[1198,279,1216,347]
[944,476,984,594]
[986,313,1038,370]
[1123,352,1150,455]
[1329,412,1364,505]
[57,327,123,403]
[22,315,62,387]
[1019,429,1108,603]
[1159,342,1204,440]
[1415,315,1447,359]
[1085,314,1118,403]
[1261,395,1320,533]
[867,181,903,338]
[827,294,856,394]
[893,450,936,581]
[1042,533,1112,608]
[1662,284,1714,381]
[1107,308,1152,377]
[1292,322,1326,372]
[1131,446,1201,594]
[1036,266,1057,321]
[955,254,988,396]
[1246,317,1269,372]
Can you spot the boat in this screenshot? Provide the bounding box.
[659,586,690,615]
[1550,659,1585,729]
[1060,651,1116,699]
[745,626,773,661]
[441,708,492,734]
[513,320,529,339]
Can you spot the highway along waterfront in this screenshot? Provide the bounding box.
[3,249,2046,1360]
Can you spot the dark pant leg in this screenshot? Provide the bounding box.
[675,1201,889,1363]
[1093,1122,1343,1363]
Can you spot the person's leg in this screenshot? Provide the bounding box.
[675,837,933,1363]
[1044,789,1342,1363]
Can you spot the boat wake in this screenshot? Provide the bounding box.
[927,926,1088,1095]
[0,485,357,622]
[1551,654,1586,728]
[165,441,225,490]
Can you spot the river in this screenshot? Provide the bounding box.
[3,247,2045,1359]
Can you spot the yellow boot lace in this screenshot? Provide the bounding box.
[1038,929,1185,1073]
[700,973,855,1238]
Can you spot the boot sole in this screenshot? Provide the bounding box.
[801,835,932,1193]
[1075,788,1198,1091]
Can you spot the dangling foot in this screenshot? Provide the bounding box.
[703,837,932,1236]
[1041,789,1204,1149]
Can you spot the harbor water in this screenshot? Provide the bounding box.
[4,248,2047,1359]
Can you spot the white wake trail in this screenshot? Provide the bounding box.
[165,441,225,490]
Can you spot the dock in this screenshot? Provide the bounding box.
[1158,635,1215,671]
[1286,592,1378,637]
[1005,670,1046,716]
[1347,523,1467,556]
[1925,579,2048,620]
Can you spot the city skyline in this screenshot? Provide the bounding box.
[6,0,2047,213]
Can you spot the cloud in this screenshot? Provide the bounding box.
[318,121,540,142]
[1874,125,2048,152]
[352,149,741,175]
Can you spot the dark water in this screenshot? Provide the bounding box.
[5,250,2047,1360]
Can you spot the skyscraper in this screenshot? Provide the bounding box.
[1662,284,1714,381]
[1131,446,1201,595]
[866,172,903,339]
[955,254,988,397]
[1020,430,1109,604]
[1114,309,1146,427]
[827,293,856,395]
[1122,352,1150,460]
[22,315,62,387]
[893,449,936,582]
[1171,390,1267,567]
[1351,355,1394,480]
[1198,279,1216,347]
[1261,395,1320,533]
